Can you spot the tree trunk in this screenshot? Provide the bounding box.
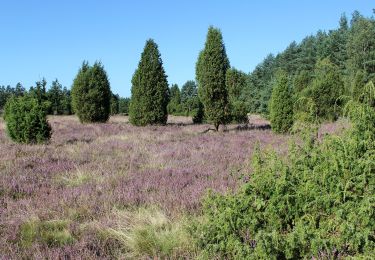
[214,123,219,131]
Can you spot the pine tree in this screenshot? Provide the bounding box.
[269,70,294,133]
[129,39,169,126]
[71,61,111,123]
[196,26,230,131]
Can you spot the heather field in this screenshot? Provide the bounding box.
[0,115,295,258]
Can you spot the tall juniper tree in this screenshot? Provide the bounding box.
[196,26,230,131]
[129,39,169,126]
[71,61,111,123]
[269,69,294,133]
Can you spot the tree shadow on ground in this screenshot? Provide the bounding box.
[229,123,271,132]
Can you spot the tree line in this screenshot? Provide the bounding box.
[0,80,130,116]
[252,11,375,132]
[2,10,375,143]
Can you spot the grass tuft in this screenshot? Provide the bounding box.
[19,218,74,248]
[94,207,197,258]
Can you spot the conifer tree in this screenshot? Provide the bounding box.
[269,70,294,133]
[196,26,230,131]
[71,61,111,123]
[129,39,169,126]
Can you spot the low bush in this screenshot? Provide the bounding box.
[196,93,375,258]
[4,95,51,144]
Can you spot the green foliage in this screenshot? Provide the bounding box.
[196,91,375,258]
[245,54,276,114]
[309,58,344,121]
[129,39,169,126]
[47,79,72,115]
[19,218,74,248]
[226,68,246,100]
[180,80,204,122]
[228,100,248,124]
[352,70,368,102]
[4,95,51,144]
[60,87,72,115]
[29,78,49,104]
[226,68,248,123]
[181,80,198,113]
[167,84,183,115]
[246,12,375,118]
[119,97,130,115]
[110,93,120,115]
[71,61,111,123]
[192,99,204,124]
[0,83,26,110]
[293,70,311,93]
[269,70,294,133]
[347,14,375,80]
[196,26,230,130]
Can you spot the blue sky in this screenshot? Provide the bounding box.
[1,1,374,97]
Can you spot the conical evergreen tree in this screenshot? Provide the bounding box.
[196,26,230,131]
[71,61,111,123]
[269,69,294,133]
[129,39,169,126]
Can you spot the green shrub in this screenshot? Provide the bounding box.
[71,61,111,123]
[4,95,51,144]
[196,93,375,258]
[19,218,74,248]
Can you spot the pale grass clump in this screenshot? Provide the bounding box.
[19,217,74,248]
[56,167,101,187]
[95,207,196,259]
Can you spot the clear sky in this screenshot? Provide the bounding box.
[1,1,374,97]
